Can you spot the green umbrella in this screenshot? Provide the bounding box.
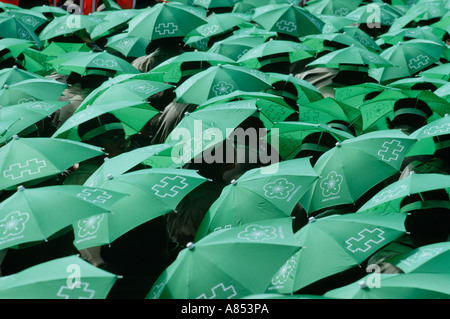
[53,51,139,77]
[323,273,450,299]
[434,84,450,102]
[0,38,34,62]
[300,130,417,214]
[379,26,442,46]
[0,14,42,48]
[386,242,450,274]
[195,157,319,240]
[78,76,173,110]
[298,97,362,133]
[38,14,99,41]
[0,136,104,190]
[304,0,362,17]
[357,173,450,214]
[0,100,68,145]
[0,2,20,11]
[408,113,450,155]
[89,9,142,41]
[300,32,369,53]
[0,255,118,299]
[345,3,403,27]
[127,2,207,41]
[192,0,239,9]
[251,3,325,38]
[206,33,268,61]
[0,77,66,106]
[197,90,295,128]
[17,47,49,75]
[237,39,315,69]
[306,45,393,71]
[420,63,450,81]
[342,26,382,53]
[105,33,150,58]
[52,100,160,140]
[232,0,296,14]
[0,65,42,87]
[147,217,301,299]
[317,14,358,34]
[83,143,178,188]
[174,64,272,105]
[73,168,207,250]
[266,72,324,105]
[389,1,449,32]
[150,51,236,84]
[266,121,355,160]
[0,184,127,250]
[188,12,251,41]
[357,90,450,133]
[266,211,405,294]
[30,5,70,19]
[166,100,258,166]
[0,8,49,32]
[368,39,446,84]
[334,82,399,107]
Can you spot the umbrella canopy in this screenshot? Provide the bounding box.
[149,51,236,84]
[386,241,450,274]
[266,211,406,293]
[73,168,207,250]
[52,100,159,140]
[304,0,362,17]
[0,100,68,145]
[334,82,398,108]
[0,77,66,106]
[420,63,450,81]
[77,75,173,109]
[30,5,69,19]
[368,39,446,84]
[0,8,49,32]
[174,64,272,105]
[345,3,403,27]
[0,14,42,48]
[300,32,369,53]
[127,2,207,41]
[83,143,178,188]
[251,3,325,38]
[89,9,141,41]
[389,1,449,32]
[237,39,316,69]
[192,0,239,9]
[323,273,450,299]
[52,51,139,77]
[387,76,449,91]
[165,99,258,165]
[105,33,150,58]
[38,14,100,41]
[0,38,34,62]
[341,26,382,53]
[0,65,42,87]
[306,45,393,71]
[195,157,319,240]
[0,184,127,250]
[206,33,268,61]
[0,255,118,299]
[357,173,450,214]
[267,121,355,160]
[300,130,417,213]
[147,217,301,299]
[0,136,104,190]
[379,26,442,46]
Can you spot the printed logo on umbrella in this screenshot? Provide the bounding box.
[154,22,178,35]
[345,228,386,253]
[371,184,408,203]
[197,283,237,299]
[377,139,404,162]
[0,211,30,241]
[399,247,443,267]
[212,81,234,96]
[3,158,47,180]
[237,224,278,242]
[57,282,96,299]
[152,176,189,198]
[408,55,430,70]
[77,188,113,204]
[269,256,297,289]
[77,214,104,238]
[129,82,156,94]
[320,171,343,198]
[263,178,295,200]
[423,123,450,136]
[92,59,118,68]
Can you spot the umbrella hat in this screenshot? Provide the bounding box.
[73,168,207,250]
[357,173,450,214]
[0,184,127,250]
[127,2,207,41]
[206,33,267,61]
[174,64,272,105]
[148,217,301,299]
[300,130,417,213]
[105,33,150,58]
[195,157,319,240]
[251,3,325,38]
[0,65,42,87]
[0,255,118,299]
[324,273,450,299]
[266,210,405,293]
[89,9,141,41]
[0,136,104,190]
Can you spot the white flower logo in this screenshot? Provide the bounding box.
[237,224,277,242]
[263,178,295,199]
[77,214,104,238]
[212,81,234,96]
[320,171,343,197]
[271,256,296,285]
[0,211,30,240]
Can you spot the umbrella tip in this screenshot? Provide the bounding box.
[3,84,8,89]
[13,65,17,69]
[107,174,113,180]
[358,281,368,289]
[186,242,195,250]
[12,135,19,140]
[308,216,316,223]
[231,179,237,185]
[17,185,25,192]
